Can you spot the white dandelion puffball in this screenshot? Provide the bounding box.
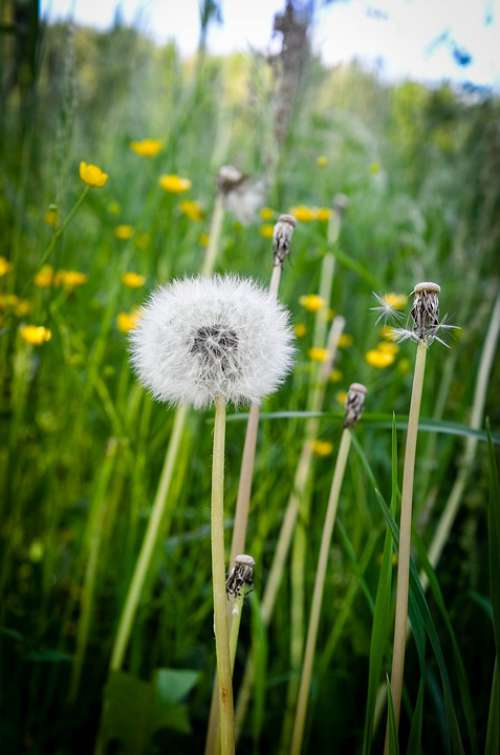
[130,275,295,408]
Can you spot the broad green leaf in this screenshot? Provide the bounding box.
[153,668,199,705]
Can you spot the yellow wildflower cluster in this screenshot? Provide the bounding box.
[308,347,328,363]
[130,139,163,157]
[122,272,145,288]
[0,256,12,276]
[260,207,275,221]
[294,323,307,338]
[159,174,191,193]
[365,348,395,368]
[115,225,135,240]
[299,294,325,312]
[179,200,203,221]
[79,162,108,188]
[290,206,332,222]
[338,334,352,348]
[0,294,31,317]
[34,266,54,287]
[19,325,52,345]
[34,266,87,289]
[383,292,407,310]
[259,224,274,239]
[311,440,333,457]
[379,325,396,340]
[117,309,141,333]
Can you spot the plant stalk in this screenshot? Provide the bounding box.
[201,194,224,277]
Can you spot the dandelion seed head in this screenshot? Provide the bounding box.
[130,275,294,409]
[273,214,296,267]
[226,554,255,597]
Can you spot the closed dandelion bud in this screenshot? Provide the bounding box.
[272,214,297,267]
[343,382,367,428]
[410,282,440,343]
[226,554,255,597]
[216,165,246,195]
[130,275,294,408]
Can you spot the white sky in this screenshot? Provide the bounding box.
[41,0,500,87]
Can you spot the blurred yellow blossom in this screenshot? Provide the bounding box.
[294,323,307,338]
[180,200,203,221]
[54,270,88,288]
[34,265,54,288]
[383,292,407,310]
[15,299,31,316]
[130,139,163,157]
[115,224,135,240]
[199,232,209,247]
[79,161,108,188]
[316,207,332,221]
[135,232,151,250]
[365,349,395,368]
[122,272,145,288]
[338,334,353,348]
[117,309,141,333]
[311,440,333,457]
[378,341,399,355]
[308,347,328,363]
[108,200,121,215]
[370,161,381,175]
[380,325,396,340]
[0,257,12,276]
[259,224,274,239]
[290,205,316,222]
[0,294,19,309]
[260,207,274,221]
[20,325,52,345]
[316,155,328,168]
[398,358,411,375]
[159,174,191,193]
[299,294,325,312]
[329,369,342,383]
[336,390,348,406]
[44,206,59,227]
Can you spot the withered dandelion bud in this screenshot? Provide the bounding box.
[226,554,255,597]
[216,165,247,195]
[410,282,440,342]
[273,214,297,267]
[343,382,367,428]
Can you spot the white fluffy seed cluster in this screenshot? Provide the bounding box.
[130,275,295,408]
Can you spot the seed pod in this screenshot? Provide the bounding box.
[272,214,297,267]
[343,382,367,428]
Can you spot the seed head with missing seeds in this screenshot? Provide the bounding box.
[394,281,458,346]
[343,383,367,428]
[273,214,297,268]
[226,554,255,597]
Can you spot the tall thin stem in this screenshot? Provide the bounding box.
[385,340,427,748]
[290,429,351,755]
[211,396,235,755]
[109,403,188,671]
[201,194,224,277]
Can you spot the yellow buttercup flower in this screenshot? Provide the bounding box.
[338,333,353,348]
[117,309,141,333]
[34,265,54,288]
[44,206,59,227]
[308,347,328,363]
[259,224,274,239]
[383,292,407,310]
[79,161,108,188]
[316,207,332,221]
[260,207,274,221]
[54,270,88,288]
[316,155,328,168]
[329,369,342,383]
[199,232,209,247]
[365,349,395,368]
[0,257,12,276]
[20,325,52,345]
[294,323,307,338]
[311,440,333,457]
[130,139,163,157]
[180,200,203,221]
[299,294,325,312]
[159,174,191,193]
[379,325,396,340]
[290,205,316,222]
[122,272,145,288]
[378,341,399,355]
[115,225,135,240]
[336,390,348,406]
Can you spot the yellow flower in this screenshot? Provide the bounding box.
[0,294,19,309]
[44,206,59,227]
[370,161,381,175]
[383,292,407,310]
[159,174,191,193]
[130,139,163,157]
[290,205,316,222]
[316,155,328,168]
[336,390,348,406]
[398,358,411,375]
[338,333,353,348]
[378,341,399,355]
[122,272,145,288]
[135,232,151,250]
[294,323,307,338]
[108,200,121,215]
[0,256,12,276]
[15,299,32,316]
[316,207,332,221]
[308,347,328,363]
[379,325,396,340]
[199,232,209,247]
[260,207,274,221]
[259,224,274,239]
[299,294,325,312]
[179,200,203,221]
[54,270,88,288]
[79,161,108,188]
[117,309,141,333]
[329,369,342,383]
[34,265,54,288]
[19,325,52,345]
[365,349,395,368]
[311,440,333,457]
[114,224,135,240]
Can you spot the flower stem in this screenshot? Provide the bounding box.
[211,396,235,755]
[201,194,224,277]
[109,403,188,671]
[290,428,351,755]
[385,340,427,748]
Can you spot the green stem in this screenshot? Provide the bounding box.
[201,194,224,277]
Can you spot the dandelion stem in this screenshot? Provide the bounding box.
[385,340,427,748]
[291,428,352,755]
[109,403,188,671]
[211,395,235,755]
[201,194,224,277]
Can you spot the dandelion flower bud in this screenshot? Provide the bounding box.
[130,275,294,409]
[273,214,297,268]
[410,282,440,342]
[226,554,255,597]
[343,382,367,428]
